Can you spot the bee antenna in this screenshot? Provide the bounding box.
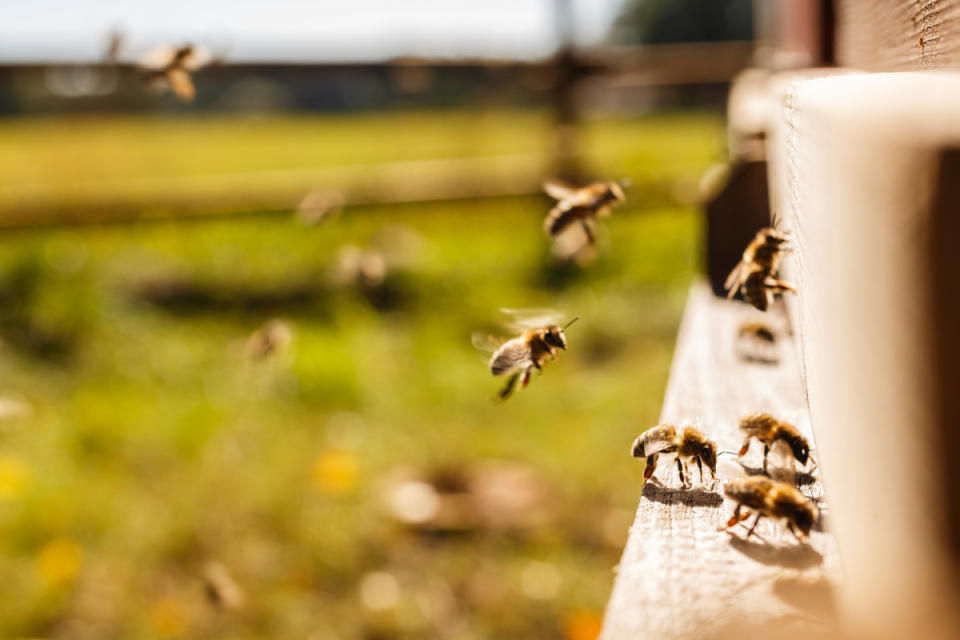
[563,317,579,330]
[717,450,740,457]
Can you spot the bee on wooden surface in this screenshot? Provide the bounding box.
[737,263,796,312]
[473,311,578,400]
[542,180,626,250]
[735,321,779,364]
[137,44,210,102]
[721,475,818,541]
[737,321,775,344]
[725,227,795,310]
[631,424,718,488]
[738,413,816,476]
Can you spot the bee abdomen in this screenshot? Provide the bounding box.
[544,205,589,236]
[724,477,773,510]
[489,340,530,375]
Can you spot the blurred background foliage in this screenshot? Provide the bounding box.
[0,109,722,639]
[610,0,753,45]
[0,0,739,637]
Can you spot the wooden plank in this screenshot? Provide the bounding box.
[600,282,839,640]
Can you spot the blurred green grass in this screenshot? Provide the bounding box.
[0,109,722,640]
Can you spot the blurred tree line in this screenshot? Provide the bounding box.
[609,0,753,44]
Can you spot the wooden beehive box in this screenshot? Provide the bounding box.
[601,2,960,638]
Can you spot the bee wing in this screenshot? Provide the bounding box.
[640,430,678,456]
[543,180,578,201]
[137,45,177,70]
[499,307,563,331]
[767,439,797,485]
[489,339,531,376]
[471,332,505,354]
[550,222,594,262]
[181,46,213,70]
[724,260,746,298]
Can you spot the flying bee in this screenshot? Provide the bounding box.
[104,30,124,63]
[331,245,387,289]
[203,562,245,610]
[542,180,626,248]
[137,44,210,102]
[721,475,818,541]
[725,227,795,310]
[631,424,718,488]
[246,319,293,360]
[738,413,816,477]
[473,311,578,400]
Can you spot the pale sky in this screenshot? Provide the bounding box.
[0,0,626,62]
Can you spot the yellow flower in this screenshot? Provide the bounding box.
[0,456,30,499]
[36,538,83,585]
[312,449,358,496]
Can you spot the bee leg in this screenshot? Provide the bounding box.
[643,454,658,481]
[580,220,596,246]
[498,373,521,400]
[724,504,743,529]
[676,458,687,487]
[762,444,769,474]
[696,457,703,485]
[520,368,532,389]
[787,521,805,542]
[745,513,764,539]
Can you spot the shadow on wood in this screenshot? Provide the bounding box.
[727,534,824,569]
[642,481,723,508]
[772,573,838,620]
[738,464,817,487]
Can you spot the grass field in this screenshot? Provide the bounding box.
[0,109,723,639]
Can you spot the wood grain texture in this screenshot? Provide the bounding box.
[600,282,838,640]
[836,0,960,70]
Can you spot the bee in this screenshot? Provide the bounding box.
[542,180,626,248]
[738,413,815,475]
[721,476,818,541]
[735,321,779,364]
[737,322,775,344]
[631,424,718,488]
[137,44,210,102]
[724,227,796,311]
[331,245,387,289]
[203,562,245,610]
[473,311,578,400]
[104,30,124,63]
[247,319,293,359]
[741,265,797,312]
